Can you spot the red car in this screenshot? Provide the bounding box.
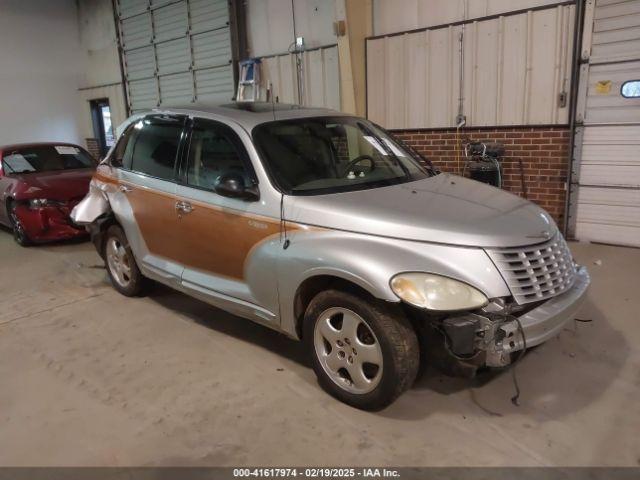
[0,142,96,245]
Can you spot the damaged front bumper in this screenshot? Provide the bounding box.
[483,265,590,367]
[424,266,590,376]
[14,202,87,243]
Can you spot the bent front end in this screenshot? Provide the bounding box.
[404,235,591,376]
[12,199,87,243]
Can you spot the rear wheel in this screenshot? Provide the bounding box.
[304,289,419,410]
[103,225,145,296]
[8,203,32,247]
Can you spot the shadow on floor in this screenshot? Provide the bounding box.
[148,283,310,369]
[145,280,629,422]
[380,298,629,420]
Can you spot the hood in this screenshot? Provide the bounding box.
[13,168,94,201]
[285,173,557,248]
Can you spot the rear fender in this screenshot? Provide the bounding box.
[71,182,111,225]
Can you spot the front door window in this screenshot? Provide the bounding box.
[186,119,252,190]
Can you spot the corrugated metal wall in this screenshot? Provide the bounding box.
[243,0,341,110]
[260,46,341,110]
[115,0,235,112]
[373,0,567,35]
[245,0,338,57]
[572,0,640,247]
[367,4,575,128]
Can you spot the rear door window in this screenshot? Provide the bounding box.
[130,116,185,180]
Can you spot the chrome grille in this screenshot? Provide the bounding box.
[486,234,577,305]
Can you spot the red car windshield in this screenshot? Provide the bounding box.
[2,145,94,174]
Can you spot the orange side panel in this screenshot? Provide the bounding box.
[176,202,282,280]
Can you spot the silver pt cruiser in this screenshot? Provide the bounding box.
[72,103,590,410]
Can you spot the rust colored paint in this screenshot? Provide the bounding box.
[94,169,119,185]
[175,198,283,280]
[93,168,295,280]
[125,185,186,264]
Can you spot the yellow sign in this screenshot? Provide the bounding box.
[595,80,612,94]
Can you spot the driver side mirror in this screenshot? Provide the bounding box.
[215,172,259,201]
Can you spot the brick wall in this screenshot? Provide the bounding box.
[393,126,570,225]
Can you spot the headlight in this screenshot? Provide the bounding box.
[390,273,488,311]
[29,199,66,208]
[29,199,49,208]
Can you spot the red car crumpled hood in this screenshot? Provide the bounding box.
[13,168,94,201]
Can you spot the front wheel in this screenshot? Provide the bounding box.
[9,203,32,246]
[303,290,420,410]
[103,225,145,296]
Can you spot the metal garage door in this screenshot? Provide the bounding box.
[115,0,235,112]
[571,0,640,247]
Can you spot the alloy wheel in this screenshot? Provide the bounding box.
[313,307,383,394]
[106,237,133,288]
[9,207,29,245]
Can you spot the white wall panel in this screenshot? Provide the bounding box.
[246,0,295,58]
[260,46,341,110]
[499,14,528,124]
[591,0,640,62]
[365,38,386,123]
[374,0,567,36]
[367,5,574,128]
[246,0,338,58]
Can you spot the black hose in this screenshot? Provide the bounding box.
[510,317,527,406]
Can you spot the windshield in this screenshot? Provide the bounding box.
[2,145,94,174]
[252,117,434,195]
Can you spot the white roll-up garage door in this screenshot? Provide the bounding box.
[115,0,235,112]
[572,0,640,247]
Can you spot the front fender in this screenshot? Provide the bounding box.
[277,227,510,338]
[70,182,111,225]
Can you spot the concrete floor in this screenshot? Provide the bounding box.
[0,228,639,467]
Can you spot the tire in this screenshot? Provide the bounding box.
[8,202,32,247]
[303,289,420,410]
[103,224,145,297]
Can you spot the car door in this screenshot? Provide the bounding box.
[174,117,281,323]
[113,114,188,284]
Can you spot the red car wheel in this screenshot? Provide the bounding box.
[9,204,32,246]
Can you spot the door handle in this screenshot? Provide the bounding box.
[175,201,194,214]
[119,185,133,193]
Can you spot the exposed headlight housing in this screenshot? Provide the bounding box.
[390,273,488,311]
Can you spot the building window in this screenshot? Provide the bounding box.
[90,98,115,158]
[621,80,640,98]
